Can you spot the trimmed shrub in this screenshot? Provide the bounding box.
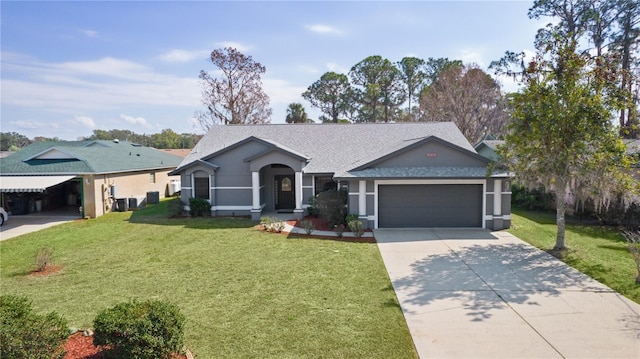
[511,185,554,211]
[316,189,348,227]
[189,197,211,217]
[0,295,68,359]
[93,299,185,359]
[348,219,364,238]
[167,197,184,218]
[307,196,319,217]
[300,220,315,235]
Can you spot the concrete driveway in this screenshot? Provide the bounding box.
[0,211,79,241]
[375,228,640,359]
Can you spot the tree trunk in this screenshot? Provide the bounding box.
[555,177,567,251]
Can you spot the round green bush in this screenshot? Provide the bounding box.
[93,299,185,359]
[189,197,211,217]
[0,295,68,359]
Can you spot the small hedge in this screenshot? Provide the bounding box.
[0,295,69,359]
[316,189,348,227]
[189,197,211,217]
[93,299,185,359]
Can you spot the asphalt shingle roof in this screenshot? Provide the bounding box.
[0,140,183,175]
[179,122,476,174]
[337,166,490,179]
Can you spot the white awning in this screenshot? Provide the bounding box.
[0,175,77,193]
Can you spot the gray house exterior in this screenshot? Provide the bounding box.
[169,122,511,230]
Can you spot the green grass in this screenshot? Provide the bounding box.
[0,201,417,358]
[509,207,640,304]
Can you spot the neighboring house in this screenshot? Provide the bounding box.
[170,122,512,230]
[474,136,505,162]
[0,140,183,218]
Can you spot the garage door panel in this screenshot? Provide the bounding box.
[379,184,482,228]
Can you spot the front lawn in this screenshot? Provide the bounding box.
[0,202,417,358]
[509,208,640,304]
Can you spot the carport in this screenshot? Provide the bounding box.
[0,175,81,216]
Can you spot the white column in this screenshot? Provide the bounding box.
[295,171,303,209]
[493,179,502,216]
[252,171,260,210]
[358,180,366,216]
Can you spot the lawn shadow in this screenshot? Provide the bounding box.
[389,240,610,322]
[126,203,257,229]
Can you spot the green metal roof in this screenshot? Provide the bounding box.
[0,140,183,175]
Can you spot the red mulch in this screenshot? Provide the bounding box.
[64,333,104,359]
[29,265,63,277]
[63,333,188,359]
[283,216,375,243]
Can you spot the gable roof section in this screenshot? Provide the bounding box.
[168,159,219,175]
[1,140,183,175]
[244,137,311,163]
[176,122,475,175]
[349,136,489,172]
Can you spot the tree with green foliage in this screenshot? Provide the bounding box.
[302,72,351,123]
[197,47,272,129]
[349,56,405,122]
[0,132,31,151]
[285,102,311,123]
[151,129,182,149]
[397,57,427,121]
[529,0,640,138]
[424,57,463,84]
[492,15,634,251]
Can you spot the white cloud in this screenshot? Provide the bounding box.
[262,78,307,106]
[306,24,342,35]
[159,49,209,63]
[74,115,96,128]
[326,62,349,74]
[1,54,201,112]
[120,114,153,128]
[457,48,486,67]
[79,29,98,38]
[215,41,251,52]
[54,57,150,79]
[10,120,54,130]
[297,65,319,74]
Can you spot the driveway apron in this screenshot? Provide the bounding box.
[375,228,640,359]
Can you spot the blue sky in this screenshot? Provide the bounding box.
[1,1,544,140]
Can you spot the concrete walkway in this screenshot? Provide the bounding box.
[375,228,640,359]
[0,212,80,241]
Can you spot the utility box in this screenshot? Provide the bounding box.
[116,198,128,212]
[147,191,160,204]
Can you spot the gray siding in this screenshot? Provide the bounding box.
[372,141,486,168]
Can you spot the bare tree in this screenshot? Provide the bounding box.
[419,64,509,143]
[196,47,272,131]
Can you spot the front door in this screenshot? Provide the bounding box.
[275,175,295,210]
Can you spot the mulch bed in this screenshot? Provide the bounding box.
[63,333,189,359]
[64,333,104,359]
[29,265,63,277]
[284,216,375,243]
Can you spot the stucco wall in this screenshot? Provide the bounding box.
[83,169,174,218]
